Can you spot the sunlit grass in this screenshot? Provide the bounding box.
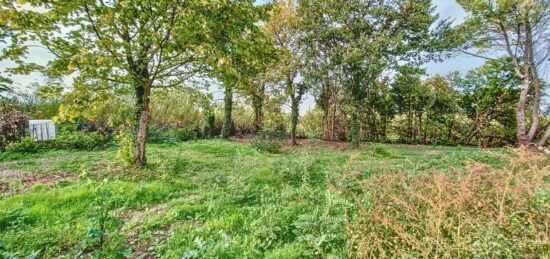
[2,139,543,258]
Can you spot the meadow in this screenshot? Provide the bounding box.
[1,140,548,258]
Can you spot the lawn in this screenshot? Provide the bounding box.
[0,140,548,258]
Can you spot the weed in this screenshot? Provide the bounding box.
[79,179,131,257]
[349,149,550,258]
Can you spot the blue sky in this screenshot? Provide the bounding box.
[0,0,490,113]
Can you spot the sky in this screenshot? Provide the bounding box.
[0,0,496,114]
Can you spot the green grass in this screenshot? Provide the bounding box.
[0,140,516,257]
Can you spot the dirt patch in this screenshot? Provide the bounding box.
[424,150,448,156]
[0,169,77,194]
[231,136,351,150]
[119,203,170,258]
[119,203,168,223]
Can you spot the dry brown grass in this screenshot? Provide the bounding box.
[349,149,550,258]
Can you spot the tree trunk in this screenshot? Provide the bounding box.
[134,84,151,166]
[424,112,429,143]
[467,123,480,146]
[350,103,360,148]
[527,77,542,140]
[221,84,233,139]
[252,84,264,134]
[331,95,337,141]
[537,125,550,147]
[408,96,413,139]
[290,94,299,146]
[516,77,531,146]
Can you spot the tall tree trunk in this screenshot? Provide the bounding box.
[516,77,531,146]
[290,94,299,146]
[221,84,233,139]
[424,112,429,143]
[537,125,550,147]
[516,20,537,147]
[252,83,265,134]
[408,96,413,139]
[134,83,151,166]
[417,111,422,142]
[525,20,541,143]
[350,103,360,148]
[527,77,542,140]
[331,94,337,141]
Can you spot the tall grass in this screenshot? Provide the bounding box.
[349,149,550,258]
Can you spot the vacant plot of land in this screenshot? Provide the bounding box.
[0,140,548,258]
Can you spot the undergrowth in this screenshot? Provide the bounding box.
[349,149,550,258]
[0,140,547,258]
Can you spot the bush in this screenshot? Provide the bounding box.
[6,132,110,154]
[0,104,29,151]
[147,124,202,144]
[251,130,285,153]
[115,129,135,167]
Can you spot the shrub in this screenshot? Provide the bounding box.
[161,155,189,179]
[147,124,202,144]
[349,149,550,258]
[115,129,135,167]
[251,130,286,153]
[6,132,110,153]
[83,180,130,257]
[0,105,29,151]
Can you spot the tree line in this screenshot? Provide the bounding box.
[1,0,549,167]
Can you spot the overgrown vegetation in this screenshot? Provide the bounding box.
[350,150,549,257]
[0,0,549,257]
[4,132,110,154]
[1,140,546,258]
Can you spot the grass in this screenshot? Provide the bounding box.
[0,140,547,258]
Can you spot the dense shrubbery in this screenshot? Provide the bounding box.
[250,130,286,153]
[5,132,110,154]
[147,124,203,144]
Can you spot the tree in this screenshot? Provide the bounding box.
[263,0,305,145]
[455,0,550,147]
[300,0,448,147]
[458,59,520,145]
[364,77,395,140]
[391,66,427,141]
[3,0,266,166]
[204,2,275,139]
[423,75,458,143]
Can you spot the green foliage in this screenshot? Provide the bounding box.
[299,0,449,147]
[6,132,110,154]
[0,76,12,95]
[0,140,532,258]
[83,179,130,257]
[147,124,202,144]
[297,108,324,139]
[150,87,213,128]
[115,129,135,167]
